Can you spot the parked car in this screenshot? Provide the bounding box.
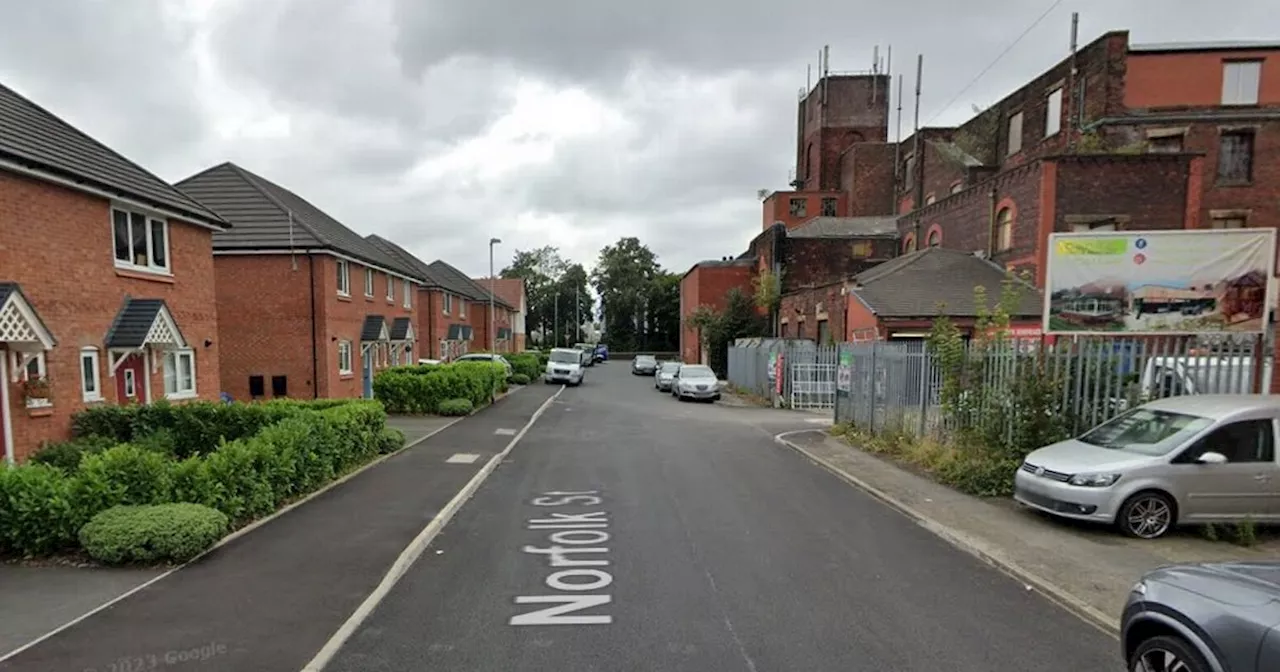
[574,343,596,367]
[1122,560,1280,671]
[544,348,585,386]
[654,361,682,391]
[417,358,443,366]
[671,364,720,402]
[632,355,658,375]
[594,344,609,362]
[1014,394,1280,539]
[453,353,514,377]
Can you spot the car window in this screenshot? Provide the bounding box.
[1077,407,1212,456]
[680,367,715,379]
[1180,419,1275,464]
[549,351,579,363]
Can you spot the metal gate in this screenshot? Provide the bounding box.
[790,362,836,410]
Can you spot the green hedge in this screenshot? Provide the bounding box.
[510,373,531,385]
[373,361,508,414]
[0,399,389,558]
[507,353,542,379]
[438,398,474,416]
[79,503,230,565]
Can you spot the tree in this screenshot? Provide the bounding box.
[688,288,767,376]
[646,273,681,351]
[550,263,594,347]
[591,237,660,351]
[502,247,571,347]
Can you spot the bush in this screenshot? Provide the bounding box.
[29,435,117,472]
[374,361,507,414]
[0,463,78,556]
[379,427,406,454]
[437,398,474,416]
[507,353,542,379]
[79,503,229,565]
[509,373,531,385]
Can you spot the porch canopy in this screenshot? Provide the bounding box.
[104,297,187,373]
[389,317,415,360]
[361,315,390,343]
[0,282,57,379]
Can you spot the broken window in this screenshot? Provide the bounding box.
[1148,135,1184,154]
[821,197,838,216]
[789,198,807,217]
[1217,131,1254,183]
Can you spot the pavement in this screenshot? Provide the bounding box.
[322,363,1119,672]
[778,429,1280,636]
[0,384,559,672]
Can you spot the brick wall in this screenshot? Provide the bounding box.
[840,142,897,216]
[783,237,897,290]
[319,255,416,398]
[779,283,846,344]
[796,75,892,192]
[0,172,219,462]
[679,263,754,363]
[1054,154,1195,231]
[844,294,880,340]
[1125,48,1280,109]
[761,191,848,230]
[898,160,1043,262]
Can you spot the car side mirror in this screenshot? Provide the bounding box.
[1196,451,1229,465]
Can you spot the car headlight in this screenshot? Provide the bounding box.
[1130,580,1147,597]
[1068,472,1121,487]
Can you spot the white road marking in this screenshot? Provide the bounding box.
[494,428,517,436]
[301,386,565,671]
[446,453,481,464]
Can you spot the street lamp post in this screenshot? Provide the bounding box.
[489,237,501,401]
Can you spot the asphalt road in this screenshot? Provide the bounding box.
[326,363,1120,671]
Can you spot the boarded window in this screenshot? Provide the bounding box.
[249,375,265,398]
[1217,131,1254,183]
[1007,112,1024,155]
[789,198,807,217]
[821,197,838,216]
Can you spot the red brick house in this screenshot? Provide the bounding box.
[473,277,527,352]
[364,236,517,359]
[176,163,422,401]
[0,82,228,464]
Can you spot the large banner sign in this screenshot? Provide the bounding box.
[1043,229,1276,335]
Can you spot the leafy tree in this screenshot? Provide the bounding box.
[646,273,681,351]
[688,288,767,376]
[501,247,592,348]
[591,237,660,351]
[550,263,594,347]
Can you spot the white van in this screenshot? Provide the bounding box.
[545,348,585,386]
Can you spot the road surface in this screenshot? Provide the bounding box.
[325,363,1119,671]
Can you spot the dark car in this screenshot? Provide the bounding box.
[594,344,609,363]
[1122,560,1280,671]
[631,355,658,375]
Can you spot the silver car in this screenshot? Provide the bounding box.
[1015,394,1280,539]
[671,364,720,402]
[654,362,682,391]
[1122,560,1280,671]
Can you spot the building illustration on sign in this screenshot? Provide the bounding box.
[1043,230,1276,335]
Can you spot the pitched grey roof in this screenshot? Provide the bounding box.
[789,216,899,238]
[175,163,420,279]
[0,282,56,346]
[428,260,514,310]
[850,247,1042,318]
[0,82,225,228]
[365,235,446,288]
[389,317,414,341]
[104,298,186,349]
[360,315,389,342]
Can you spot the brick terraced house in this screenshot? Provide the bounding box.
[0,82,228,464]
[365,235,518,359]
[176,163,423,402]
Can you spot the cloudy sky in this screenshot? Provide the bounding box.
[0,0,1266,277]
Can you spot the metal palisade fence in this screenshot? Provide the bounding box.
[728,334,1270,438]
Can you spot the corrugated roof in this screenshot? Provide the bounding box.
[1130,40,1280,53]
[0,82,225,227]
[789,216,899,238]
[175,163,421,279]
[851,247,1042,318]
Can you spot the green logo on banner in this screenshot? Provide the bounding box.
[1055,238,1128,255]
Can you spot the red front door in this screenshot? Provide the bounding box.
[115,354,146,404]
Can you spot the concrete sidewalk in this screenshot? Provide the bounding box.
[777,429,1278,636]
[0,384,560,672]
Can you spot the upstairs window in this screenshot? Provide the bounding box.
[1222,61,1262,106]
[112,208,169,273]
[1217,130,1255,183]
[443,293,452,314]
[386,272,394,300]
[789,198,807,217]
[403,280,412,308]
[364,269,375,297]
[1148,134,1184,154]
[820,197,838,216]
[997,208,1014,250]
[1007,112,1024,155]
[336,260,350,296]
[1045,89,1063,137]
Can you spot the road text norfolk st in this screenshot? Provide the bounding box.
[511,490,614,626]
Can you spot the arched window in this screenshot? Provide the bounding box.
[997,207,1014,251]
[903,233,917,253]
[926,228,941,247]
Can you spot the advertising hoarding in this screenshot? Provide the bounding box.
[1043,229,1276,335]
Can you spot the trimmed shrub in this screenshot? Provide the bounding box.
[507,353,542,380]
[0,463,78,556]
[29,435,117,473]
[509,373,531,385]
[79,503,229,565]
[438,398,474,416]
[374,361,507,414]
[379,427,407,454]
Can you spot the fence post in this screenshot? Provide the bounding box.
[918,341,928,437]
[868,341,878,435]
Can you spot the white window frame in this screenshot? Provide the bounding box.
[459,300,466,319]
[443,293,452,315]
[163,349,197,399]
[364,268,375,297]
[997,208,1014,251]
[386,272,394,301]
[1045,88,1063,137]
[111,207,171,274]
[338,340,353,374]
[80,347,102,402]
[336,260,350,296]
[1007,112,1024,155]
[1222,61,1262,106]
[1211,217,1247,229]
[402,279,412,308]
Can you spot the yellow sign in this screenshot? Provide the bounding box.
[1054,238,1128,255]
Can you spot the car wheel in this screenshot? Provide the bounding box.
[1117,491,1177,539]
[1129,634,1212,672]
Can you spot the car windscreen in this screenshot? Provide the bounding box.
[659,363,681,373]
[549,351,580,364]
[679,367,715,379]
[635,356,656,364]
[1076,407,1213,456]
